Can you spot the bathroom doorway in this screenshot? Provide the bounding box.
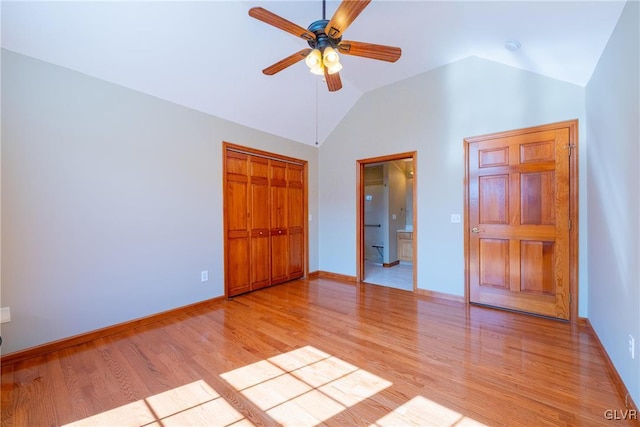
[357,152,417,291]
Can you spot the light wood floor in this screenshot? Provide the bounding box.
[1,278,633,426]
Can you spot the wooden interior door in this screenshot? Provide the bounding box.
[465,122,577,320]
[225,150,251,296]
[288,163,305,280]
[250,156,271,290]
[270,160,289,284]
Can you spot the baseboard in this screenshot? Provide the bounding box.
[416,288,465,303]
[0,295,226,366]
[383,260,400,268]
[582,318,638,412]
[309,270,357,283]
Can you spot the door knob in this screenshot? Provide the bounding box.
[471,227,484,234]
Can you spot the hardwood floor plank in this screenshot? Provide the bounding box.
[1,278,635,426]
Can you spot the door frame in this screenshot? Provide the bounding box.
[356,151,418,290]
[463,120,579,322]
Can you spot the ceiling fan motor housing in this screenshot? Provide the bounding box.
[307,19,341,51]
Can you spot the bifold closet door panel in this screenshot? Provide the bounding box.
[270,160,289,284]
[225,151,251,296]
[288,163,305,279]
[250,156,271,290]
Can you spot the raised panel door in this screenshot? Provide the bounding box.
[270,160,289,284]
[288,163,304,279]
[225,151,250,296]
[468,127,571,319]
[250,155,271,290]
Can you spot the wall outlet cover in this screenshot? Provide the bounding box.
[0,307,11,323]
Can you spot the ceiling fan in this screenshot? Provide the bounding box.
[249,0,401,92]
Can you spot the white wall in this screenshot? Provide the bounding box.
[0,49,319,355]
[586,1,639,406]
[319,56,587,314]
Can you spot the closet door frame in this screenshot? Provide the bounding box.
[222,142,309,297]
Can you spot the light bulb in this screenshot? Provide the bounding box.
[323,46,339,66]
[305,49,322,69]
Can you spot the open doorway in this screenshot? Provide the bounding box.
[357,152,417,291]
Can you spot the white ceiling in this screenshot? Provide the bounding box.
[1,1,627,146]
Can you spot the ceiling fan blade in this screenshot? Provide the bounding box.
[325,0,371,39]
[263,49,312,75]
[338,40,401,62]
[324,69,342,92]
[249,7,315,41]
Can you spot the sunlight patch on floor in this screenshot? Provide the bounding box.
[63,380,249,427]
[63,400,156,427]
[221,345,392,425]
[64,346,486,427]
[372,395,488,427]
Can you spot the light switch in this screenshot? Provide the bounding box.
[392,214,397,220]
[451,214,461,223]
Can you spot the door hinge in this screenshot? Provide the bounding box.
[565,144,576,156]
[569,293,572,304]
[569,219,572,230]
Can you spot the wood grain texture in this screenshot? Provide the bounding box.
[224,144,308,297]
[1,278,634,426]
[0,297,225,366]
[248,7,315,41]
[466,121,576,320]
[324,69,342,92]
[262,48,311,75]
[325,0,372,39]
[464,120,579,322]
[338,40,402,62]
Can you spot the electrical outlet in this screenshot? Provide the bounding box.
[0,307,11,324]
[629,335,635,359]
[451,214,461,223]
[201,271,208,282]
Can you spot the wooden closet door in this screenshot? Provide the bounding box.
[270,160,289,284]
[288,163,305,279]
[225,151,250,296]
[249,156,271,290]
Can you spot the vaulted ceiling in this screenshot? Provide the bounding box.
[1,1,627,145]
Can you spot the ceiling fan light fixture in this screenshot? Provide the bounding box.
[309,65,325,75]
[305,48,322,69]
[327,62,342,75]
[322,46,339,65]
